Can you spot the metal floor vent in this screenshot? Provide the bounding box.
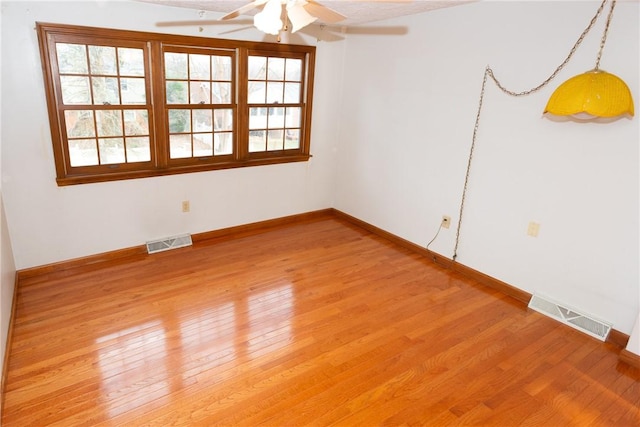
[528,294,612,341]
[146,234,192,254]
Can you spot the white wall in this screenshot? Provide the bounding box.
[626,314,640,355]
[0,195,17,406]
[0,1,19,401]
[333,1,639,334]
[0,1,343,269]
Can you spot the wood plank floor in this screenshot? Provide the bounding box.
[3,215,639,426]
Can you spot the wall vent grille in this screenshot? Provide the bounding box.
[528,294,612,341]
[146,234,192,254]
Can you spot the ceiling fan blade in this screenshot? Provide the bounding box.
[303,1,346,24]
[156,19,254,27]
[343,26,408,36]
[217,25,256,35]
[220,0,267,20]
[298,24,345,42]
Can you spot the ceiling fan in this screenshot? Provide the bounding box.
[155,0,410,43]
[221,0,344,34]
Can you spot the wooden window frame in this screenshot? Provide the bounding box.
[36,23,316,186]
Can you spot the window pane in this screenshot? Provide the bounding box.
[189,54,210,80]
[95,110,123,137]
[190,81,210,104]
[56,43,88,74]
[61,76,91,104]
[266,82,284,104]
[98,138,125,164]
[269,107,285,128]
[248,82,266,103]
[213,56,232,80]
[166,81,188,104]
[248,56,266,79]
[214,133,233,155]
[89,46,117,75]
[168,109,191,133]
[92,77,120,105]
[193,133,213,157]
[126,137,151,162]
[121,78,147,104]
[118,48,145,76]
[249,109,265,130]
[284,129,300,149]
[267,129,284,151]
[267,57,285,80]
[170,134,192,158]
[212,82,231,104]
[214,109,233,131]
[69,138,98,166]
[123,110,149,136]
[65,110,95,138]
[165,52,188,79]
[285,107,301,127]
[193,110,212,132]
[249,130,266,152]
[285,58,302,81]
[284,83,300,103]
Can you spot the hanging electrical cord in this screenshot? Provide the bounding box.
[425,222,443,252]
[451,0,615,261]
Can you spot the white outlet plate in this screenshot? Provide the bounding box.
[527,221,540,237]
[182,201,190,212]
[442,215,451,229]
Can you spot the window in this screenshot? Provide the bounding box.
[163,47,235,162]
[54,41,152,171]
[247,54,303,152]
[37,23,316,185]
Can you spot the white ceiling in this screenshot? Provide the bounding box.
[135,0,477,26]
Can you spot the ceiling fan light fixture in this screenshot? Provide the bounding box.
[544,69,634,121]
[287,1,317,33]
[254,0,283,35]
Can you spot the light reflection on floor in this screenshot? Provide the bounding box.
[247,285,294,356]
[96,320,170,418]
[95,283,294,418]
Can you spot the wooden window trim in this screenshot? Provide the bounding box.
[36,22,315,186]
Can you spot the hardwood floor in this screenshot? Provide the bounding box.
[3,215,639,426]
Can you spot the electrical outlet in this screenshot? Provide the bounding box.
[441,215,451,229]
[182,200,190,213]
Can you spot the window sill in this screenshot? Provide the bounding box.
[56,154,312,186]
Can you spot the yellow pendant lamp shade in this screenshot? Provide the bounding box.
[544,70,634,120]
